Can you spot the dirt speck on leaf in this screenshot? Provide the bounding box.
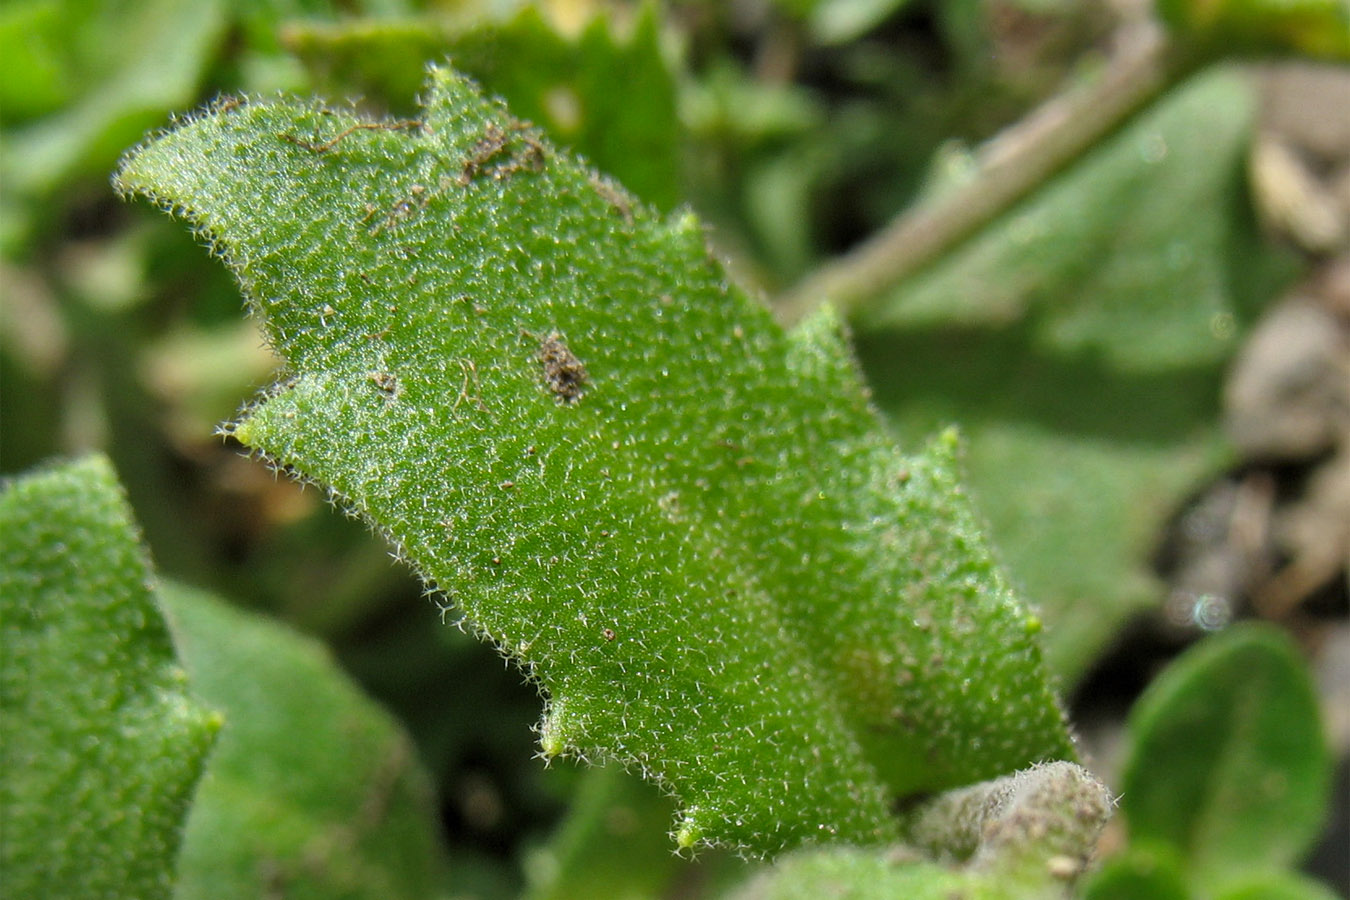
[535,331,588,404]
[591,173,634,224]
[280,118,422,154]
[459,121,546,185]
[369,371,399,398]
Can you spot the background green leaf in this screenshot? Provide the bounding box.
[862,67,1286,372]
[1212,870,1347,900]
[0,0,226,207]
[115,64,1075,855]
[1120,622,1332,890]
[808,0,917,45]
[0,455,220,900]
[522,766,693,900]
[1082,843,1190,900]
[159,581,453,900]
[855,67,1301,682]
[725,845,989,900]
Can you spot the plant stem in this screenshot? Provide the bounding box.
[774,20,1193,326]
[898,761,1113,879]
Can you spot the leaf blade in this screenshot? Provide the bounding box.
[1120,623,1332,887]
[116,66,1075,854]
[159,581,453,900]
[0,456,220,900]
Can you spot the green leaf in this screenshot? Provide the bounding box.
[727,845,969,900]
[451,7,681,211]
[728,762,1113,899]
[0,455,220,900]
[1120,623,1332,888]
[523,766,689,900]
[157,581,453,900]
[862,67,1288,372]
[1212,870,1345,900]
[115,64,1074,854]
[1082,842,1190,900]
[857,332,1231,682]
[0,0,74,121]
[897,761,1112,877]
[855,67,1300,681]
[0,0,226,198]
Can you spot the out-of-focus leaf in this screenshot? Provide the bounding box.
[681,62,829,284]
[0,0,73,121]
[523,766,688,900]
[234,0,414,52]
[116,64,1075,855]
[1156,0,1350,61]
[682,61,824,147]
[139,320,279,444]
[726,846,986,900]
[1121,623,1332,889]
[158,581,453,900]
[1212,871,1345,900]
[0,0,226,201]
[855,68,1301,682]
[1082,842,1190,900]
[0,455,220,900]
[280,18,462,114]
[284,5,681,209]
[863,67,1293,372]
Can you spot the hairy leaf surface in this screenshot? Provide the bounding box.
[0,456,219,899]
[116,66,1074,854]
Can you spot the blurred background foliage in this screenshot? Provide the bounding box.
[1,0,1346,897]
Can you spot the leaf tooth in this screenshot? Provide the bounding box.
[538,696,582,759]
[674,815,703,852]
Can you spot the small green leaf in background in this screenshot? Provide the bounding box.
[523,766,692,900]
[897,761,1112,880]
[857,66,1300,683]
[116,64,1074,855]
[1119,622,1332,893]
[1212,870,1347,900]
[726,845,981,900]
[158,581,453,900]
[1083,842,1190,900]
[0,455,220,900]
[0,0,74,121]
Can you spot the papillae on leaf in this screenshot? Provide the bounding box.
[115,64,1075,855]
